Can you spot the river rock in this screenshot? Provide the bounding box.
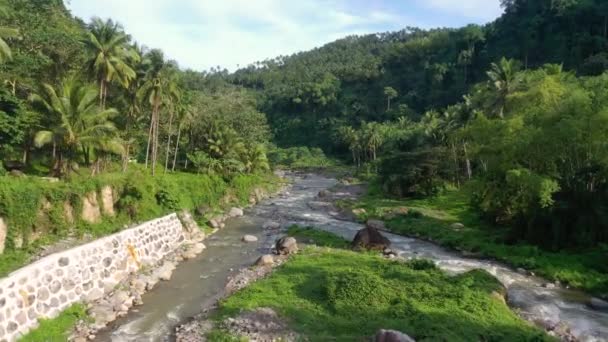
[318,190,331,198]
[589,297,608,312]
[89,304,116,328]
[110,291,131,310]
[156,262,177,281]
[256,255,274,266]
[229,207,244,218]
[352,222,391,251]
[263,221,281,230]
[451,223,465,230]
[374,329,416,342]
[242,235,258,243]
[367,219,386,231]
[308,201,333,210]
[352,208,367,216]
[275,237,298,255]
[86,288,104,302]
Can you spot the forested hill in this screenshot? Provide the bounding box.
[229,0,608,149]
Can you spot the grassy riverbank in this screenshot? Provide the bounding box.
[346,185,608,297]
[19,304,88,342]
[0,167,280,277]
[210,228,551,341]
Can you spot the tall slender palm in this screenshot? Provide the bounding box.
[163,71,181,173]
[0,0,20,64]
[172,104,193,171]
[84,18,138,108]
[138,51,175,175]
[487,57,518,118]
[30,78,124,176]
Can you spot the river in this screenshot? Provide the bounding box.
[100,173,608,341]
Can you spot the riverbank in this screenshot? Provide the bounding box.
[0,167,280,277]
[0,169,281,341]
[343,184,608,298]
[186,227,551,341]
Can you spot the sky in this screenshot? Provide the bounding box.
[65,0,504,72]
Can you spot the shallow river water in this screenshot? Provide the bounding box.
[101,173,608,341]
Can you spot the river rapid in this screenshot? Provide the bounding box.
[101,173,608,342]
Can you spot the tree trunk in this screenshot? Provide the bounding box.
[99,78,105,108]
[164,110,174,173]
[387,97,391,111]
[151,100,160,176]
[172,126,181,172]
[451,142,460,187]
[463,142,472,180]
[145,110,154,169]
[122,144,130,172]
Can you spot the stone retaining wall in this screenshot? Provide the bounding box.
[0,213,185,341]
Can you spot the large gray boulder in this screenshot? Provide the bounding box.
[275,237,298,255]
[374,329,416,342]
[352,220,391,251]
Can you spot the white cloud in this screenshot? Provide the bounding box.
[418,0,503,21]
[66,0,498,72]
[66,0,404,71]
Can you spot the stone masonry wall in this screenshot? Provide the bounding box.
[0,213,185,342]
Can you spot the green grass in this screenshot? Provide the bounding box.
[351,185,608,297]
[286,225,351,249]
[0,166,279,277]
[212,242,551,341]
[20,304,88,342]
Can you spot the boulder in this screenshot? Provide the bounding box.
[242,235,258,243]
[263,221,281,230]
[9,169,25,178]
[229,207,244,218]
[374,329,416,342]
[367,219,386,231]
[88,304,116,328]
[275,237,298,255]
[318,190,331,198]
[352,208,367,216]
[589,297,608,312]
[451,223,465,230]
[255,255,274,266]
[352,221,391,251]
[209,217,222,229]
[156,262,177,281]
[85,288,104,303]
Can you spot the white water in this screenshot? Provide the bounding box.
[102,173,608,341]
[251,173,608,342]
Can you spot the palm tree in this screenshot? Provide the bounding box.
[138,52,176,175]
[383,87,398,111]
[171,103,192,172]
[486,57,518,118]
[30,78,124,177]
[84,18,138,108]
[0,0,20,64]
[163,70,181,173]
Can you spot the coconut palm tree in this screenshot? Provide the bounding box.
[172,104,193,172]
[487,57,518,118]
[84,17,138,108]
[0,0,20,64]
[30,78,124,177]
[138,53,177,175]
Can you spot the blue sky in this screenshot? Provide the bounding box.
[66,0,503,71]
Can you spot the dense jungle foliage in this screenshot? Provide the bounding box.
[0,0,606,258]
[225,0,608,251]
